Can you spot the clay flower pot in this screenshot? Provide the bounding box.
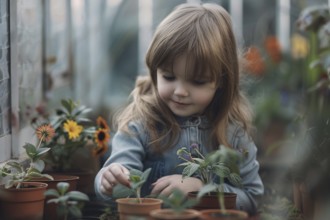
[116,197,163,220]
[188,191,237,210]
[0,182,48,220]
[31,174,80,220]
[150,208,201,220]
[200,209,248,220]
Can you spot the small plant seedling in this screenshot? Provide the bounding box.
[158,188,199,214]
[44,182,90,220]
[112,168,152,203]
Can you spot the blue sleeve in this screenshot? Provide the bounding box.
[94,122,147,200]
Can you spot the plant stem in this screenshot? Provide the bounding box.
[219,177,226,213]
[137,187,142,204]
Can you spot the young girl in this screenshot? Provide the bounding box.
[95,3,263,214]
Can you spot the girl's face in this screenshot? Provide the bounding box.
[157,54,217,117]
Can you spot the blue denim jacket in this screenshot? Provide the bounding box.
[94,115,264,214]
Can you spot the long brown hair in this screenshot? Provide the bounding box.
[115,3,253,152]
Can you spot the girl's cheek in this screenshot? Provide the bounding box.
[157,85,169,99]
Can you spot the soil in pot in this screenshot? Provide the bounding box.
[116,197,163,220]
[188,191,237,210]
[0,182,48,220]
[201,209,248,220]
[150,208,201,220]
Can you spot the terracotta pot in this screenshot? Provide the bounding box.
[32,173,79,190]
[31,174,79,220]
[116,197,163,220]
[50,169,95,196]
[150,208,201,220]
[200,209,248,220]
[188,191,237,210]
[0,182,48,220]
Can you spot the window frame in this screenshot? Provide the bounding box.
[0,0,14,162]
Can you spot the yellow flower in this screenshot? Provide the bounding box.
[63,120,83,140]
[36,124,55,142]
[291,33,309,59]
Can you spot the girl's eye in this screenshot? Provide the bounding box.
[163,75,175,81]
[192,80,207,85]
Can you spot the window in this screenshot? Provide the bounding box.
[0,0,11,162]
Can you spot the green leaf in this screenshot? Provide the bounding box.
[197,184,218,198]
[45,189,60,198]
[73,105,92,117]
[24,143,37,159]
[130,175,141,183]
[193,158,204,163]
[58,195,70,203]
[25,171,42,179]
[6,161,24,172]
[47,198,60,204]
[213,164,230,178]
[57,182,70,194]
[182,163,200,178]
[67,191,90,201]
[177,162,191,167]
[61,99,73,114]
[141,168,152,181]
[31,160,45,172]
[41,173,54,180]
[112,184,134,198]
[77,118,92,123]
[130,169,143,178]
[228,173,242,187]
[36,147,51,156]
[68,205,83,218]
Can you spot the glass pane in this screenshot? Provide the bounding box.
[17,0,43,127]
[0,0,10,137]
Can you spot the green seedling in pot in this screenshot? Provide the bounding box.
[112,167,152,203]
[44,182,90,220]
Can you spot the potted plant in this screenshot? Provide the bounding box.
[0,123,55,220]
[150,188,201,220]
[44,181,90,220]
[177,144,241,210]
[113,168,163,220]
[177,144,248,219]
[37,99,110,195]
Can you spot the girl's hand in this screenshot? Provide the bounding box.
[100,163,130,196]
[151,174,203,196]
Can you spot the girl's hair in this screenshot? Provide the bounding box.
[115,3,253,152]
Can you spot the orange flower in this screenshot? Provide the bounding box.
[245,46,265,76]
[264,36,282,63]
[94,128,110,148]
[96,116,110,131]
[36,124,55,142]
[93,128,110,156]
[92,144,109,157]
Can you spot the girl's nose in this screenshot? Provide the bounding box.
[174,82,189,96]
